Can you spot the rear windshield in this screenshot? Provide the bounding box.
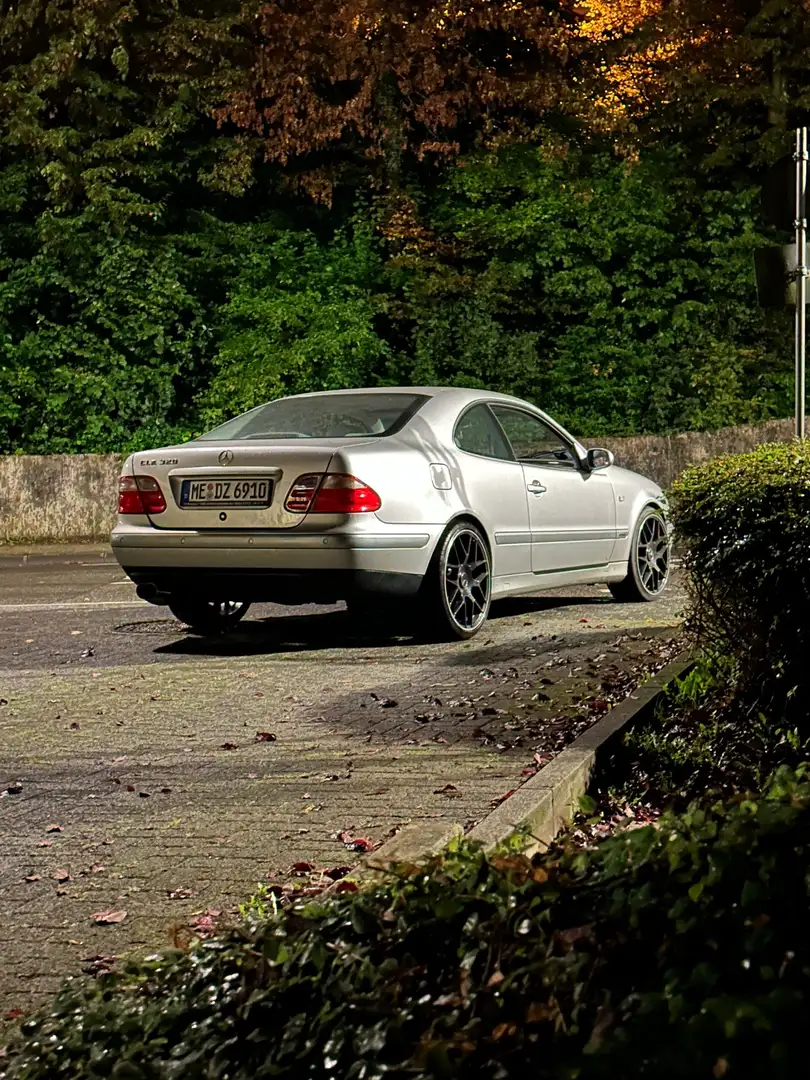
[197,392,429,442]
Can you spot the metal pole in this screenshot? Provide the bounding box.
[795,126,807,439]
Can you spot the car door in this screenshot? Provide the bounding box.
[489,406,616,574]
[452,403,532,579]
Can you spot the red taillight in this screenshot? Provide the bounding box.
[284,473,381,514]
[118,475,166,515]
[284,473,322,513]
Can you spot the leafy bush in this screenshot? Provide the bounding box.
[671,441,810,724]
[611,653,810,809]
[6,767,810,1080]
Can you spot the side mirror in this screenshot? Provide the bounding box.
[587,447,614,471]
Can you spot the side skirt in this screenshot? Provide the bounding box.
[491,561,628,599]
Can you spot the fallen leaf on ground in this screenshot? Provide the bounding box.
[324,866,352,880]
[91,909,127,925]
[371,694,398,708]
[82,954,116,977]
[188,910,220,937]
[291,861,314,874]
[53,869,70,882]
[24,874,41,883]
[4,1009,24,1021]
[45,824,63,833]
[337,831,375,853]
[168,887,194,900]
[434,784,461,797]
[36,841,52,848]
[220,743,238,751]
[254,731,276,742]
[90,864,105,874]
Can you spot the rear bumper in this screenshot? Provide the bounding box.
[123,566,423,603]
[111,521,435,602]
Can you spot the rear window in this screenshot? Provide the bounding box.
[197,393,429,442]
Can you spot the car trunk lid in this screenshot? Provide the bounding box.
[133,439,378,529]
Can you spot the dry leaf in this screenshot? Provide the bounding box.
[91,909,127,925]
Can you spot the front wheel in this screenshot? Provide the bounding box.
[168,598,251,636]
[418,522,492,641]
[609,508,670,603]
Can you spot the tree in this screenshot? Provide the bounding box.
[218,0,596,193]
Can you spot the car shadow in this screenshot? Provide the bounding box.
[150,593,614,659]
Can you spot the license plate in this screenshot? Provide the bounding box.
[180,478,273,508]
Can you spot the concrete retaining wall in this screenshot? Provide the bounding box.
[0,454,122,543]
[0,418,797,542]
[601,417,795,491]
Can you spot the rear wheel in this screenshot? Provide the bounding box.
[168,598,251,635]
[609,508,670,603]
[418,522,491,641]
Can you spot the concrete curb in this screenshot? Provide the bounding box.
[467,652,693,853]
[364,652,693,869]
[357,820,464,879]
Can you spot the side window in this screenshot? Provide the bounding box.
[490,407,576,467]
[454,405,513,461]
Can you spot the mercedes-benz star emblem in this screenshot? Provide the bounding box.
[218,450,234,465]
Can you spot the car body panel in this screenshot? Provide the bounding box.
[112,386,669,609]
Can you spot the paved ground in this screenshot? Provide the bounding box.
[0,547,685,1023]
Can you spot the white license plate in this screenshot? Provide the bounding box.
[180,478,272,508]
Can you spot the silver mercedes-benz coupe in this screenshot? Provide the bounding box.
[111,387,670,639]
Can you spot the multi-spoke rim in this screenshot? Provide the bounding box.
[634,514,670,595]
[443,529,490,632]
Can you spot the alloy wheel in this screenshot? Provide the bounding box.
[442,528,491,633]
[634,514,669,595]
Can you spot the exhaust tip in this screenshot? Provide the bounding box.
[136,583,169,605]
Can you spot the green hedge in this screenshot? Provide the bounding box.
[5,767,810,1079]
[671,441,810,723]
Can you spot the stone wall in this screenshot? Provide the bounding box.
[0,418,798,542]
[594,418,795,492]
[0,454,122,543]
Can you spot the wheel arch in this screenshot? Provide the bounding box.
[442,511,493,560]
[422,512,494,581]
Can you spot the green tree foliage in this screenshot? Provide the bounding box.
[0,0,801,453]
[200,220,391,427]
[384,143,790,436]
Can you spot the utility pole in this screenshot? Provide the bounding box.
[755,129,809,439]
[795,127,807,439]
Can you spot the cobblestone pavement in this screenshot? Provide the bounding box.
[0,547,685,1023]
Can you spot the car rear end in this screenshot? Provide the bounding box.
[111,392,440,607]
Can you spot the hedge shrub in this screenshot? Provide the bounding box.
[5,766,810,1080]
[671,440,810,723]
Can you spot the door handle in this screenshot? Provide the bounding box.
[527,481,547,495]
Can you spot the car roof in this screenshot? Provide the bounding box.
[283,386,536,409]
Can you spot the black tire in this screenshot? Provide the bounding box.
[168,598,251,635]
[609,508,670,603]
[417,521,492,641]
